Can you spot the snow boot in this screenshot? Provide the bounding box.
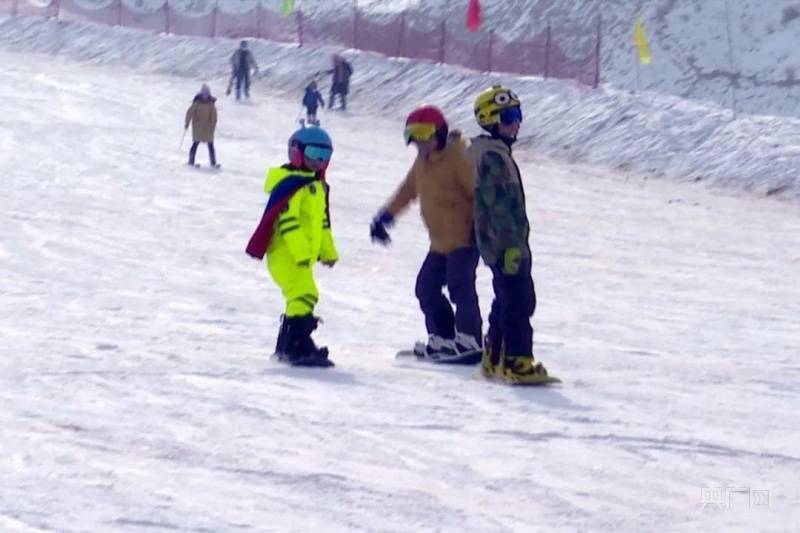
[283,315,333,367]
[481,335,500,378]
[273,315,290,358]
[497,355,554,385]
[413,333,481,365]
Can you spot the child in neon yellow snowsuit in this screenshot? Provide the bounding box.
[265,166,338,317]
[246,126,338,366]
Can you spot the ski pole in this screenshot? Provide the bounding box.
[179,127,187,151]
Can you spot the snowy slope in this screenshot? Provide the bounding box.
[1,14,799,203]
[2,20,800,533]
[42,0,800,117]
[295,0,800,119]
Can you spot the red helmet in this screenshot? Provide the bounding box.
[405,105,449,149]
[406,105,447,128]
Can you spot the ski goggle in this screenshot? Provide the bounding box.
[404,122,437,145]
[303,144,333,162]
[499,106,523,125]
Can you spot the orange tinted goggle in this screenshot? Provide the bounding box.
[404,122,437,144]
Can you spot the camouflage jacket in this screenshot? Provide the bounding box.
[466,135,531,266]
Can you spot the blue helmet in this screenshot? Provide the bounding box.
[288,126,333,166]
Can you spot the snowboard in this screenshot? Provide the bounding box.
[271,352,334,368]
[395,349,482,366]
[484,373,561,386]
[187,163,222,172]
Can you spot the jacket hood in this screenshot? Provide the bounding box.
[426,134,468,164]
[469,134,512,154]
[193,94,216,103]
[264,165,316,193]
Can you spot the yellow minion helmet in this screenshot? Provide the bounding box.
[474,85,521,128]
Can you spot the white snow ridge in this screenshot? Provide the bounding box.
[1,6,799,533]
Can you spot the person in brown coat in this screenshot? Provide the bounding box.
[184,84,219,168]
[370,105,482,364]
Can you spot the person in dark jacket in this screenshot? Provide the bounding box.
[228,40,259,101]
[184,84,219,168]
[302,81,325,126]
[467,85,555,384]
[327,54,353,110]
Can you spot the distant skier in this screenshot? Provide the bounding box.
[228,40,259,101]
[245,126,339,367]
[184,83,218,168]
[370,105,482,363]
[302,81,325,126]
[327,54,353,110]
[467,85,555,384]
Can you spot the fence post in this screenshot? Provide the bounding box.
[352,0,359,49]
[438,20,446,64]
[54,0,61,19]
[211,2,218,38]
[723,0,738,119]
[296,10,304,48]
[544,24,551,79]
[396,10,406,57]
[11,0,18,17]
[487,30,494,72]
[116,0,123,27]
[164,1,170,34]
[594,15,601,88]
[256,2,262,39]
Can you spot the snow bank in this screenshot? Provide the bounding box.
[1,14,798,201]
[296,0,800,119]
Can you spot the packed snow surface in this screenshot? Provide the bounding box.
[1,15,799,533]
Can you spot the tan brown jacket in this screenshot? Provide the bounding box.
[385,137,477,253]
[185,95,218,143]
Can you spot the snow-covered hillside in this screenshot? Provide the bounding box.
[19,0,800,117]
[300,0,800,119]
[1,14,799,202]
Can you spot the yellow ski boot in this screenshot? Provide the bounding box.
[498,355,560,385]
[481,335,499,378]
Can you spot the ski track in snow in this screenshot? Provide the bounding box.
[1,50,800,532]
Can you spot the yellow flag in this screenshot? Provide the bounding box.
[635,16,651,65]
[281,0,295,16]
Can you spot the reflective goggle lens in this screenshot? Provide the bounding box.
[499,106,523,125]
[304,145,333,162]
[404,122,437,144]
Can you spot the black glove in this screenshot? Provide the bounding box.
[370,209,394,245]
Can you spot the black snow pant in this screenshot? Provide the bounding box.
[189,142,216,166]
[414,247,482,344]
[305,105,319,124]
[328,83,347,110]
[235,69,251,99]
[487,257,536,361]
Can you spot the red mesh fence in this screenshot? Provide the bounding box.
[60,0,116,26]
[301,14,352,49]
[353,13,403,57]
[400,23,443,64]
[444,27,491,72]
[8,0,59,18]
[0,1,601,87]
[216,6,259,39]
[492,32,549,77]
[549,44,598,86]
[167,6,212,37]
[257,7,296,44]
[122,2,168,34]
